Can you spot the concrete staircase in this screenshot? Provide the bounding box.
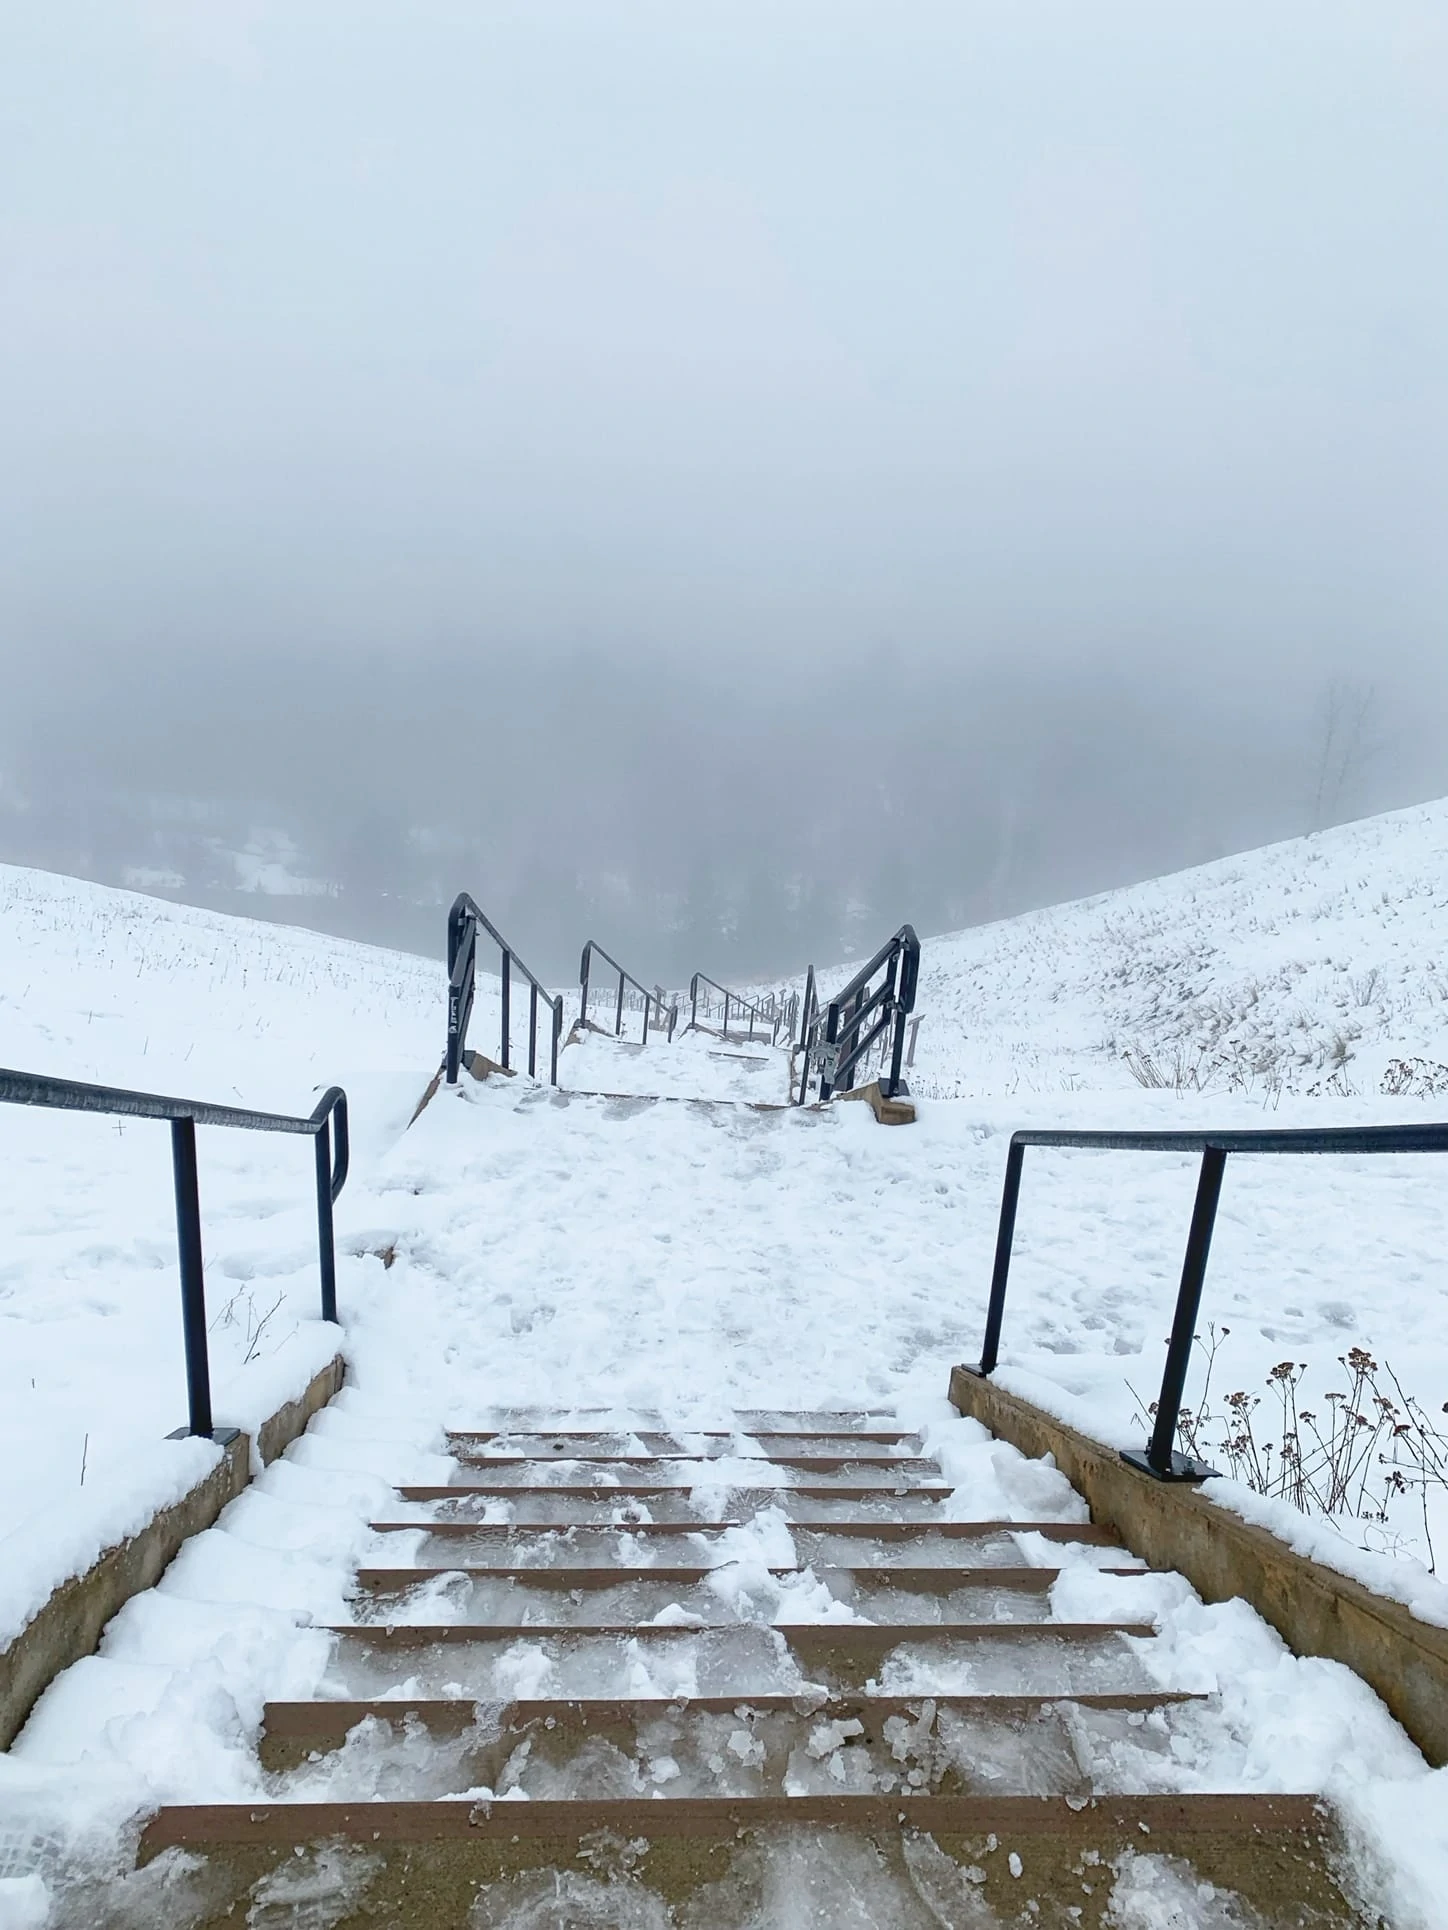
[139,1416,1374,1926]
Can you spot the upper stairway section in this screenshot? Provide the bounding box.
[442,890,920,1114]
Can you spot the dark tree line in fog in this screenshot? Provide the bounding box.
[0,646,1415,986]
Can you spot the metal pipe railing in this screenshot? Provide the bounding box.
[0,1067,349,1440]
[447,894,564,1087]
[797,925,920,1104]
[687,973,793,1044]
[579,940,677,1044]
[966,1119,1448,1480]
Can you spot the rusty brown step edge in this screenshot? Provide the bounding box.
[136,1795,1356,1929]
[0,1354,346,1753]
[444,1453,942,1472]
[367,1519,1123,1543]
[399,1481,955,1501]
[352,1563,1146,1594]
[260,1689,1208,1768]
[950,1362,1448,1770]
[328,1620,1158,1651]
[449,1429,923,1446]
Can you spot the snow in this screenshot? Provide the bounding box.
[3,797,1448,1918]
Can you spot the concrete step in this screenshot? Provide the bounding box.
[354,1560,1143,1593]
[259,1687,1210,1778]
[370,1515,1121,1547]
[408,1473,955,1498]
[137,1793,1363,1928]
[322,1621,1163,1701]
[444,1448,943,1473]
[448,1428,925,1448]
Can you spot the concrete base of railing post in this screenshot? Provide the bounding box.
[836,1078,917,1125]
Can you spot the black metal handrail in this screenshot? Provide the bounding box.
[579,940,677,1044]
[797,925,920,1105]
[966,1119,1448,1481]
[447,894,565,1087]
[688,973,797,1047]
[0,1068,349,1442]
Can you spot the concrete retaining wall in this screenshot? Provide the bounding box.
[949,1364,1448,1768]
[0,1353,346,1750]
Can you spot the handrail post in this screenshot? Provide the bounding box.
[722,991,730,1039]
[971,1139,1025,1377]
[528,983,539,1078]
[499,950,511,1071]
[170,1117,214,1437]
[1123,1147,1227,1482]
[550,999,562,1086]
[579,945,591,1031]
[819,1000,840,1102]
[615,971,625,1037]
[314,1122,339,1323]
[691,976,699,1029]
[446,978,461,1086]
[885,953,908,1097]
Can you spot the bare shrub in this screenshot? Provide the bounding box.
[1381,1057,1448,1098]
[1350,967,1382,1008]
[1132,1328,1448,1569]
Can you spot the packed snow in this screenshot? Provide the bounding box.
[3,797,1448,1920]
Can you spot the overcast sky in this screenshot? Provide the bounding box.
[2,2,1446,966]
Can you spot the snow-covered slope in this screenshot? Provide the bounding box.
[4,811,1448,1920]
[0,867,445,1624]
[900,794,1448,1101]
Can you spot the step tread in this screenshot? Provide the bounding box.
[444,1454,942,1471]
[447,1430,922,1445]
[398,1482,954,1499]
[368,1518,1117,1542]
[328,1620,1158,1645]
[353,1563,1143,1591]
[263,1688,1207,1733]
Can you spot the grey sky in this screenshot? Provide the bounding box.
[1,2,1445,970]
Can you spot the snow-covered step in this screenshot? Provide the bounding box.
[447,1427,924,1450]
[446,1441,934,1467]
[409,1468,955,1494]
[348,1577,1102,1632]
[384,1488,1018,1521]
[364,1521,1130,1565]
[257,1689,1211,1790]
[454,1409,911,1434]
[136,1793,1355,1927]
[320,1621,1163,1700]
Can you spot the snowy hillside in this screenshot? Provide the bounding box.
[0,867,447,1620]
[4,814,1448,1920]
[899,794,1448,1101]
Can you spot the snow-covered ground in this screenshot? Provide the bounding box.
[3,799,1448,1919]
[899,794,1448,1105]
